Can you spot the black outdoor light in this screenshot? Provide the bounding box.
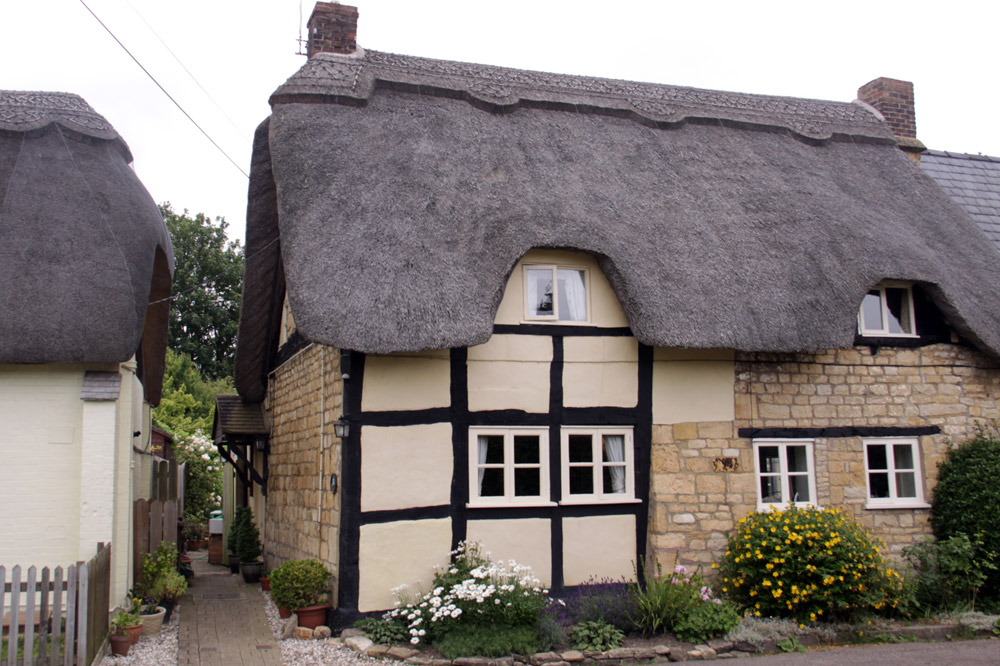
[333,418,350,439]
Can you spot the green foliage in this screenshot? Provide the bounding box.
[903,534,996,613]
[570,620,624,651]
[628,561,710,635]
[159,203,243,381]
[777,635,807,653]
[140,541,179,594]
[149,571,188,602]
[534,606,567,651]
[236,508,262,563]
[110,609,140,635]
[434,624,541,659]
[717,506,902,622]
[153,349,234,440]
[228,506,251,555]
[564,578,634,631]
[670,599,740,644]
[173,431,223,526]
[355,617,408,645]
[930,424,1000,601]
[269,559,332,610]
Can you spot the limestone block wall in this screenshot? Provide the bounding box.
[264,343,343,599]
[648,344,1000,571]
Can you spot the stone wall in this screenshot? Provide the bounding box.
[263,343,343,601]
[648,344,1000,570]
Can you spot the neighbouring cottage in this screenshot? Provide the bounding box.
[221,3,1000,624]
[0,90,174,605]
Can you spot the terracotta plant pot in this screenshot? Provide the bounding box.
[295,604,330,630]
[125,623,143,645]
[186,539,202,552]
[277,606,291,619]
[260,577,271,592]
[140,606,166,636]
[110,634,131,656]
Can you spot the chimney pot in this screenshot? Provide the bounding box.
[858,77,917,139]
[307,2,358,58]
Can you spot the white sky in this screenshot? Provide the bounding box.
[3,1,997,243]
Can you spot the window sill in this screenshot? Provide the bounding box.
[756,503,823,512]
[520,319,593,326]
[865,501,930,510]
[857,332,920,339]
[559,497,642,506]
[466,501,558,509]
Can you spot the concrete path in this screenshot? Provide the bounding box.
[176,552,281,666]
[739,637,1000,665]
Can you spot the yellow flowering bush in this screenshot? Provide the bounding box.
[716,506,902,622]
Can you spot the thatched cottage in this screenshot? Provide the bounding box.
[0,90,174,604]
[222,3,1000,623]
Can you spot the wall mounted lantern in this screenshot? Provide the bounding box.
[333,418,350,439]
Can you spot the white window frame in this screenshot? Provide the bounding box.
[862,438,930,509]
[752,439,818,511]
[560,427,637,505]
[857,282,918,338]
[522,264,591,323]
[467,427,553,508]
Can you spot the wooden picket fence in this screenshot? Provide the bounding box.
[0,543,110,666]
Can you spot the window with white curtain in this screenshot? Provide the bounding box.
[560,427,635,504]
[467,427,551,507]
[752,439,817,510]
[858,283,917,337]
[863,438,929,508]
[524,264,589,322]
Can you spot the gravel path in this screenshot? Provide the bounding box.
[261,591,381,666]
[99,607,179,666]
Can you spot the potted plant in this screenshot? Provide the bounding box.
[139,598,166,636]
[236,508,263,583]
[184,521,207,552]
[259,566,271,592]
[227,506,250,573]
[109,609,139,656]
[150,570,188,623]
[269,559,332,629]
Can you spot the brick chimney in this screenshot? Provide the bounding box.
[857,77,925,161]
[307,3,359,58]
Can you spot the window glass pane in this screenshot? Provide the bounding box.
[869,472,890,498]
[514,435,539,464]
[758,446,780,473]
[885,287,912,334]
[557,269,587,321]
[860,291,883,331]
[602,435,626,463]
[760,476,782,504]
[866,444,887,470]
[569,466,593,495]
[480,468,504,496]
[603,466,626,494]
[527,269,554,316]
[514,468,540,497]
[569,435,593,463]
[895,472,916,498]
[480,435,504,464]
[788,474,810,503]
[893,444,914,470]
[787,446,809,473]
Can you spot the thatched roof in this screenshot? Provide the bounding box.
[235,50,1000,401]
[0,91,173,404]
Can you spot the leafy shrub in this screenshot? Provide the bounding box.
[629,561,721,635]
[228,506,250,555]
[235,508,262,563]
[570,620,624,651]
[383,541,549,647]
[149,570,188,601]
[671,598,740,644]
[355,617,408,645]
[717,506,902,622]
[930,425,1000,601]
[904,534,997,613]
[434,624,541,659]
[564,577,634,631]
[139,541,179,594]
[110,609,140,635]
[269,559,332,610]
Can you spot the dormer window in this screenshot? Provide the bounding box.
[524,264,589,322]
[858,283,916,337]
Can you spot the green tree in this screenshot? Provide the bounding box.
[153,348,233,440]
[160,202,243,380]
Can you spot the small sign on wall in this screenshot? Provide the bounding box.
[713,457,740,472]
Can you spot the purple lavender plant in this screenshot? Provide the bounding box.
[563,577,635,631]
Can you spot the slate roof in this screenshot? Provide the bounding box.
[235,49,1000,401]
[80,371,123,401]
[921,150,1000,253]
[0,91,174,404]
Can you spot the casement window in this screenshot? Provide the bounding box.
[753,439,817,510]
[524,264,589,322]
[468,428,551,507]
[560,427,635,504]
[858,283,917,337]
[863,438,929,508]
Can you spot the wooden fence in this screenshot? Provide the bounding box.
[132,499,178,584]
[0,543,110,666]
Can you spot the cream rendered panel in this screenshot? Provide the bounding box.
[0,365,84,566]
[466,519,552,586]
[362,351,451,412]
[652,349,736,425]
[358,518,452,612]
[563,337,638,408]
[494,249,629,328]
[360,423,453,512]
[467,335,552,413]
[562,514,636,585]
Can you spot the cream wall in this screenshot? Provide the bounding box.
[564,337,638,407]
[358,518,452,612]
[362,351,450,412]
[468,335,552,412]
[652,348,735,424]
[360,423,453,512]
[466,518,552,586]
[563,514,636,585]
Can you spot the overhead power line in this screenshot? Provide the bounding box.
[78,0,249,179]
